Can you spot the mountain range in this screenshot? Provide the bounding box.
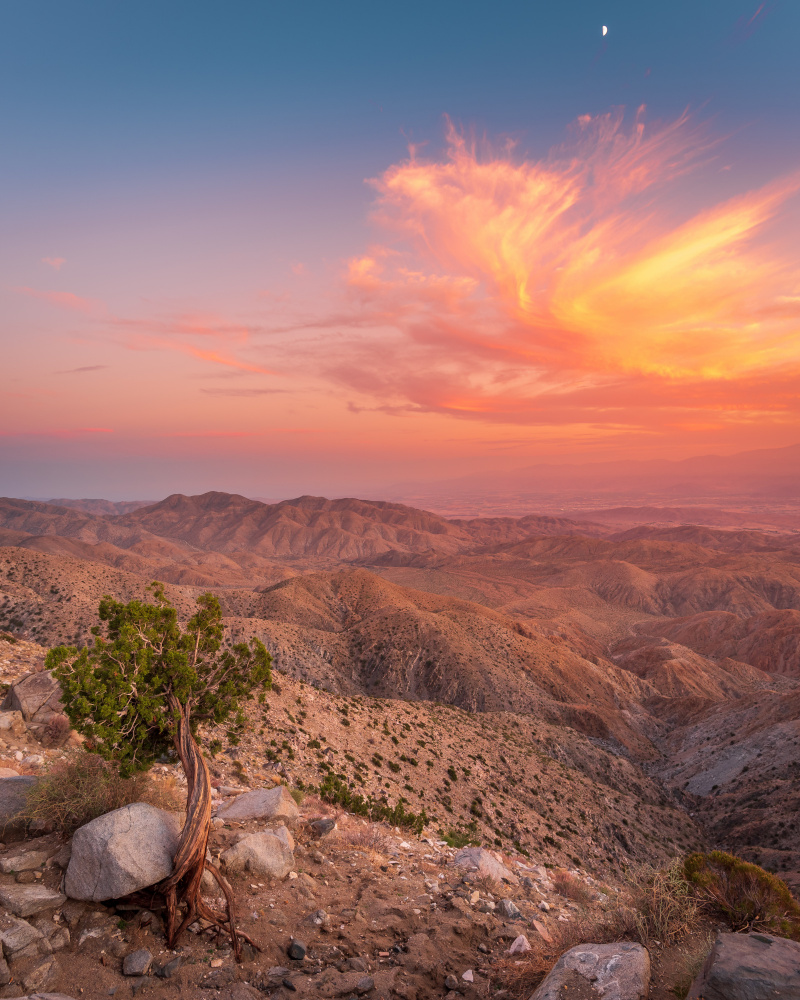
[1,490,798,888]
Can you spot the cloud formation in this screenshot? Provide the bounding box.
[327,108,800,441]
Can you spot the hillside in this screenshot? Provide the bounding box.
[1,490,799,890]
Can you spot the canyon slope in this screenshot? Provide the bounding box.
[1,491,798,887]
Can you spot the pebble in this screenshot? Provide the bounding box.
[462,969,474,982]
[539,900,551,912]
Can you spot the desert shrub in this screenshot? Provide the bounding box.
[439,820,479,848]
[334,822,392,855]
[289,787,304,805]
[624,859,697,945]
[318,772,428,834]
[552,869,593,906]
[21,751,182,837]
[685,851,800,938]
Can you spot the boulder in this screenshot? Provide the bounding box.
[530,941,650,1000]
[0,776,37,839]
[686,931,800,1000]
[221,828,294,878]
[0,885,66,918]
[2,672,63,729]
[451,847,518,885]
[65,803,181,901]
[216,785,300,826]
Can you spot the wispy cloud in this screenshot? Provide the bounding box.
[56,365,109,374]
[16,286,105,316]
[41,257,66,271]
[201,387,288,396]
[305,108,800,441]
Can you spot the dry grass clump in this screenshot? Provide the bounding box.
[22,751,183,837]
[685,851,800,939]
[623,858,698,945]
[332,820,393,857]
[551,869,593,906]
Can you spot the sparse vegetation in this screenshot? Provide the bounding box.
[21,751,182,837]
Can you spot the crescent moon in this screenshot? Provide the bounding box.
[602,25,608,35]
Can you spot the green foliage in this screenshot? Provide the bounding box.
[439,821,479,848]
[47,584,271,775]
[318,773,428,834]
[685,851,800,938]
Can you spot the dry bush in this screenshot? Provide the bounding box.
[472,872,502,896]
[551,869,593,906]
[623,859,698,945]
[685,851,800,939]
[669,933,715,1000]
[21,751,183,837]
[332,820,392,856]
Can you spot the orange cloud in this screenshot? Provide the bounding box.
[329,109,800,440]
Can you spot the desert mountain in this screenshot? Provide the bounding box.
[1,490,799,887]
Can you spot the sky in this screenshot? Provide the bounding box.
[2,0,799,500]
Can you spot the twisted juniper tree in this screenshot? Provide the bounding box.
[46,584,271,958]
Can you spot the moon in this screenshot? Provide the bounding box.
[602,25,608,35]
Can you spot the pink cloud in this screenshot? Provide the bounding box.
[16,286,105,316]
[41,257,66,271]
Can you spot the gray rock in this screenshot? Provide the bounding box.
[287,939,307,960]
[0,776,37,838]
[0,916,49,961]
[229,985,262,1000]
[155,955,182,978]
[451,847,518,885]
[0,846,50,873]
[123,948,153,976]
[0,955,7,985]
[3,671,63,727]
[530,941,650,1000]
[216,785,300,826]
[0,884,66,918]
[221,829,294,878]
[308,818,336,838]
[686,931,800,1000]
[498,898,522,920]
[65,803,181,901]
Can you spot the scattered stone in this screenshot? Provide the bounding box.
[308,817,336,838]
[229,984,262,1000]
[64,802,181,901]
[155,955,182,978]
[532,919,553,944]
[221,828,295,878]
[0,883,66,918]
[451,847,518,885]
[538,901,550,912]
[531,941,650,1000]
[0,711,26,737]
[497,898,522,920]
[288,938,307,960]
[462,969,474,982]
[508,934,531,955]
[216,785,300,825]
[686,931,800,1000]
[12,952,60,992]
[0,916,47,961]
[123,948,153,976]
[0,846,50,874]
[444,974,459,989]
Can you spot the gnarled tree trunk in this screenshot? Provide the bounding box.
[156,697,254,960]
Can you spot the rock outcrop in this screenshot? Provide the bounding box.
[686,931,800,1000]
[531,941,650,1000]
[215,785,300,826]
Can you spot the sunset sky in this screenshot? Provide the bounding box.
[2,1,799,499]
